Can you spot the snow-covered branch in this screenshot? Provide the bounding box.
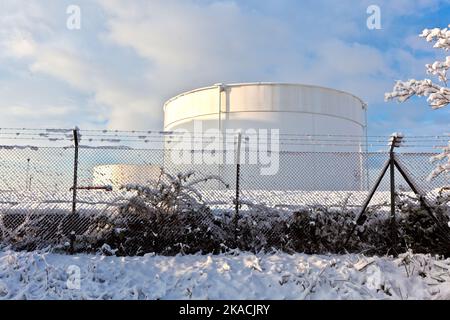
[386,24,450,181]
[385,79,450,109]
[426,57,450,84]
[428,141,450,180]
[420,25,450,50]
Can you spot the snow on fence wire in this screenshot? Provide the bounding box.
[0,128,448,255]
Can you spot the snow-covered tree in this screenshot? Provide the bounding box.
[385,25,450,181]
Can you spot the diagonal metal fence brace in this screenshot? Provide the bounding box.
[393,158,450,243]
[343,159,391,248]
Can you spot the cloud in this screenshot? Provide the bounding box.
[2,33,37,58]
[98,0,294,90]
[0,1,161,129]
[97,0,396,107]
[27,47,160,129]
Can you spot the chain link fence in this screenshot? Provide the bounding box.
[0,130,448,256]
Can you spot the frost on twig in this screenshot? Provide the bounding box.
[428,142,450,180]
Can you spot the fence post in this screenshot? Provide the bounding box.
[388,133,403,245]
[344,133,403,249]
[72,127,79,215]
[389,142,396,244]
[234,133,242,243]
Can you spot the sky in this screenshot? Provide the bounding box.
[0,0,449,138]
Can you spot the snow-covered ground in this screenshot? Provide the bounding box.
[0,250,449,300]
[1,189,441,215]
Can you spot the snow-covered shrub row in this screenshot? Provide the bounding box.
[0,171,449,257]
[0,200,448,257]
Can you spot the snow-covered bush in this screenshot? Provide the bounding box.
[75,170,230,256]
[396,190,450,254]
[226,195,450,256]
[230,201,294,252]
[288,206,359,253]
[0,212,89,252]
[385,24,450,181]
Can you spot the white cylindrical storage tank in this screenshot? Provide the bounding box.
[163,83,367,191]
[93,164,162,190]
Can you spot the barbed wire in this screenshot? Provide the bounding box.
[0,127,448,138]
[0,128,447,154]
[0,141,444,150]
[0,133,447,142]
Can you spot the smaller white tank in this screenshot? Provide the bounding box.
[93,164,162,189]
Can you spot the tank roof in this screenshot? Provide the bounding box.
[163,82,367,111]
